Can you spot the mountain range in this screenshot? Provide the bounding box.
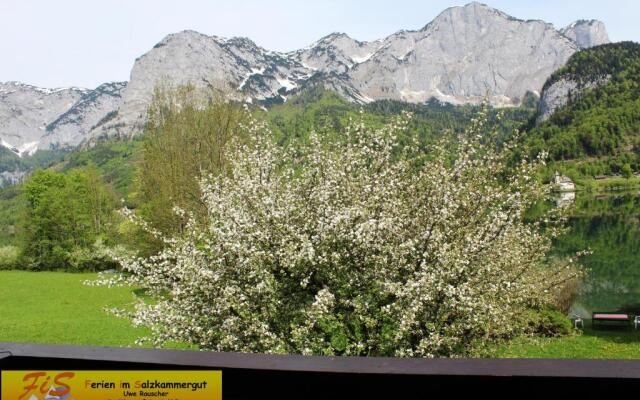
[0,2,610,158]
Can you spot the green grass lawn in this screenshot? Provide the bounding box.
[577,176,640,192]
[1,270,639,358]
[0,270,149,347]
[495,324,640,359]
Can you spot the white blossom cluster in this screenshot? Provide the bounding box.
[101,107,580,357]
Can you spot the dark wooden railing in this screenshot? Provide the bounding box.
[1,342,640,398]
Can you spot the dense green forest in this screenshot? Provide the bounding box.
[61,138,141,198]
[0,185,20,247]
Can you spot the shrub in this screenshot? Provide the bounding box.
[550,273,583,314]
[105,108,582,357]
[524,307,575,337]
[66,240,120,272]
[0,245,19,270]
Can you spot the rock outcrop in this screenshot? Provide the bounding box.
[41,81,127,148]
[561,20,610,49]
[290,32,384,74]
[537,75,610,123]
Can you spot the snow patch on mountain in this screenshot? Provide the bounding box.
[0,138,39,157]
[276,77,297,91]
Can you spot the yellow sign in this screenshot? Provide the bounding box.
[1,370,222,400]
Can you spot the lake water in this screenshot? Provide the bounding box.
[558,191,640,316]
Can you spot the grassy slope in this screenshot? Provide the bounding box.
[0,270,148,347]
[576,175,640,191]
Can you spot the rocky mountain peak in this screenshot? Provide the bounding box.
[424,2,556,34]
[0,80,126,156]
[561,20,610,49]
[0,82,90,103]
[441,2,504,17]
[223,36,262,50]
[0,82,90,155]
[426,2,518,27]
[293,32,383,75]
[156,29,211,45]
[313,32,351,45]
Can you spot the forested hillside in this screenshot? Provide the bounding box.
[0,147,69,187]
[266,86,535,148]
[527,42,640,177]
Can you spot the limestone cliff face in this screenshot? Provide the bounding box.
[42,82,127,148]
[536,75,610,123]
[109,2,607,136]
[0,81,125,153]
[561,20,610,49]
[348,2,580,106]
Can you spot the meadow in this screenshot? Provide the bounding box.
[0,270,147,347]
[2,270,639,358]
[495,327,640,359]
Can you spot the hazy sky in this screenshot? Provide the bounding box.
[1,1,637,89]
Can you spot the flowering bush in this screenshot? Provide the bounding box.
[0,245,19,270]
[102,107,581,357]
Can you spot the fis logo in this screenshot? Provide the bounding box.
[18,372,74,400]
